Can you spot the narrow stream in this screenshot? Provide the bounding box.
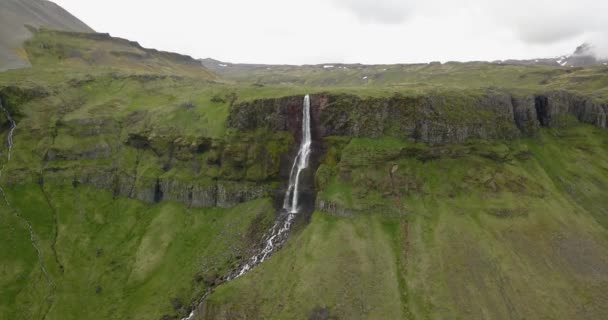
[1,98,54,317]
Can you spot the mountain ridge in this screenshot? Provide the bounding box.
[0,0,94,71]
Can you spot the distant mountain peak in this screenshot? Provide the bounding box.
[492,42,606,68]
[573,43,594,56]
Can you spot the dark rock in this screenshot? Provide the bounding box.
[316,199,354,217]
[126,133,151,149]
[170,297,183,311]
[228,90,606,146]
[153,178,163,203]
[308,306,330,320]
[180,101,196,109]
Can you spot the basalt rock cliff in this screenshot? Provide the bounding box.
[228,90,607,145]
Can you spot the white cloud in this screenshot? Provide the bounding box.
[485,0,608,47]
[51,0,608,63]
[331,0,415,24]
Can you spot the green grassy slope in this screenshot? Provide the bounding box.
[1,30,608,320]
[203,124,608,320]
[0,30,282,319]
[0,182,273,319]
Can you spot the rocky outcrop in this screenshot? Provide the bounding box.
[20,118,290,209]
[0,85,48,116]
[511,95,540,135]
[155,178,273,208]
[45,143,113,161]
[36,166,275,209]
[58,117,120,136]
[228,95,308,135]
[228,90,607,145]
[316,199,354,217]
[535,91,608,128]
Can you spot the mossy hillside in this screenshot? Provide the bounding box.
[315,123,608,218]
[0,182,274,320]
[0,72,298,209]
[23,29,218,80]
[1,29,608,320]
[203,123,608,319]
[204,213,406,320]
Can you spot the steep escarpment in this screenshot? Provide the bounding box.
[533,90,607,128]
[4,88,604,212]
[225,89,608,218]
[229,89,607,145]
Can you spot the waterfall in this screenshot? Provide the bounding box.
[0,100,16,163]
[283,94,312,213]
[0,98,16,207]
[181,95,312,320]
[233,94,311,277]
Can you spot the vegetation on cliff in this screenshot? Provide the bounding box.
[1,29,608,319]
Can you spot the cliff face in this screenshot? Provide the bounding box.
[2,88,606,212]
[228,90,607,145]
[224,89,608,216]
[535,91,607,128]
[31,132,288,209]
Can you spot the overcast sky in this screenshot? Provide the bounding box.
[53,0,608,65]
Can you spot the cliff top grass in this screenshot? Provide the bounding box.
[203,57,608,102]
[2,29,608,104]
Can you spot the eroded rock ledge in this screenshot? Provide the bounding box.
[228,89,607,145]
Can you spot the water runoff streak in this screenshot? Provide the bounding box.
[182,95,312,320]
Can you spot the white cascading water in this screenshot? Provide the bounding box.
[182,95,312,320]
[0,99,16,190]
[234,94,312,277]
[0,98,16,206]
[0,100,16,163]
[283,94,312,213]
